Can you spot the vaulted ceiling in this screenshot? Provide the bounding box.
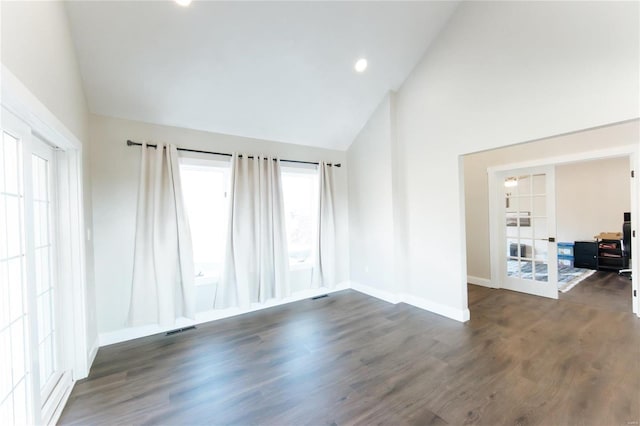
[65,1,459,150]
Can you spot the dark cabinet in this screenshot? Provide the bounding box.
[573,241,598,270]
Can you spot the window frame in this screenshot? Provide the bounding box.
[178,153,231,286]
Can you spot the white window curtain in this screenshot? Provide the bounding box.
[128,142,195,327]
[312,162,337,288]
[215,154,290,309]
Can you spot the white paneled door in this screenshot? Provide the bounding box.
[498,166,559,299]
[0,108,71,425]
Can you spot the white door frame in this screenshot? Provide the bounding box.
[2,65,91,422]
[488,145,639,317]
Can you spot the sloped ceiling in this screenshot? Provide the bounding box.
[66,1,458,149]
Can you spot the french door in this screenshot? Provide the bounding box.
[498,166,558,299]
[1,108,71,425]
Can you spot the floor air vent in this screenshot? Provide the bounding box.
[166,325,196,336]
[311,294,329,300]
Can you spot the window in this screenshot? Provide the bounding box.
[180,158,230,284]
[281,166,319,268]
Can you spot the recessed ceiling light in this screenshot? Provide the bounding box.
[354,58,368,73]
[175,0,192,6]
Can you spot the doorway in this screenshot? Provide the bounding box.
[485,148,637,315]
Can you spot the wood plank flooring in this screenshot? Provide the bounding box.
[559,270,632,313]
[60,286,639,425]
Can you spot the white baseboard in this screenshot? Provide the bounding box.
[85,337,99,376]
[467,275,494,288]
[99,280,472,346]
[99,283,350,347]
[401,293,471,322]
[350,281,401,304]
[350,281,470,322]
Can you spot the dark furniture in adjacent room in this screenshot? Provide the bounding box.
[574,241,598,270]
[597,239,628,271]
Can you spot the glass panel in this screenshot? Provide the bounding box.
[35,248,50,295]
[507,238,521,258]
[180,165,230,281]
[33,156,49,202]
[0,390,14,425]
[520,239,533,259]
[519,224,533,240]
[282,170,320,266]
[6,196,21,258]
[520,260,533,280]
[517,175,531,196]
[0,328,11,400]
[534,240,548,261]
[507,258,519,278]
[532,173,546,195]
[10,318,25,381]
[533,195,546,217]
[12,379,27,426]
[33,200,41,248]
[8,258,23,323]
[533,217,547,240]
[37,294,46,343]
[0,196,6,259]
[0,261,8,327]
[39,335,54,388]
[518,197,531,216]
[503,176,518,195]
[3,132,19,195]
[534,262,549,282]
[32,156,40,201]
[0,133,5,192]
[505,196,518,214]
[38,202,49,248]
[506,224,518,238]
[506,212,518,228]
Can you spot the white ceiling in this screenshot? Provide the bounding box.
[65,1,459,150]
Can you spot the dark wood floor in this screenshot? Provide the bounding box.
[60,285,639,426]
[559,270,632,313]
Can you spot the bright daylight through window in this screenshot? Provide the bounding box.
[180,160,229,284]
[281,167,319,267]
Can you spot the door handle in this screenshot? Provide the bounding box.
[541,237,556,242]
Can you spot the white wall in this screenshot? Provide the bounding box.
[556,157,630,243]
[1,1,98,354]
[348,95,396,292]
[1,1,89,142]
[348,1,639,319]
[464,121,638,281]
[90,114,349,334]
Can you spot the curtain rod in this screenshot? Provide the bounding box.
[126,140,341,167]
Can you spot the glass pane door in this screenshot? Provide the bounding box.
[501,166,558,299]
[0,127,31,425]
[31,144,59,401]
[1,109,70,425]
